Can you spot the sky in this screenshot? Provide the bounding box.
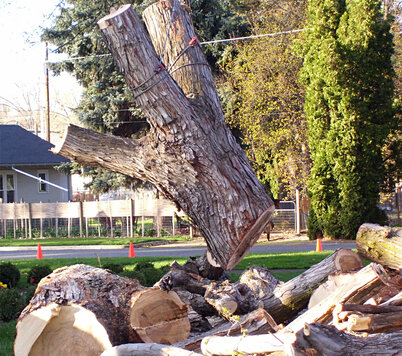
[0,0,81,112]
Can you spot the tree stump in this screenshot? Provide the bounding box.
[54,0,274,270]
[356,223,402,270]
[14,265,190,356]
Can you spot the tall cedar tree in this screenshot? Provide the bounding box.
[301,0,396,239]
[224,0,309,200]
[42,0,250,193]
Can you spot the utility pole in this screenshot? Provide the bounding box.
[45,42,51,142]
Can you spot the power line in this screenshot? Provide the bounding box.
[45,28,310,64]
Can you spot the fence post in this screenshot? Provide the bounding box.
[295,189,301,234]
[79,201,83,238]
[172,215,175,236]
[130,199,134,237]
[13,203,16,239]
[28,203,32,239]
[39,201,43,238]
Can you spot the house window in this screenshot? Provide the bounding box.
[38,171,48,193]
[0,174,15,203]
[6,175,14,203]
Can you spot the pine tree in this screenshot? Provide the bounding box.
[301,0,396,239]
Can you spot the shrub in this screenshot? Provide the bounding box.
[0,288,25,322]
[120,262,170,287]
[27,265,53,285]
[102,263,124,274]
[0,262,21,288]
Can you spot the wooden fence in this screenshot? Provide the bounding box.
[0,199,188,239]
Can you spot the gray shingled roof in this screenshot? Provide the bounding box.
[0,125,70,166]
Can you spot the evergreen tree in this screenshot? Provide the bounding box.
[301,0,396,239]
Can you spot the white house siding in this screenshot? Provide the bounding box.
[1,166,71,203]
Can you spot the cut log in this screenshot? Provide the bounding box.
[290,323,402,356]
[356,223,402,270]
[14,264,142,356]
[333,303,402,332]
[101,343,203,356]
[14,264,190,356]
[130,288,190,344]
[175,308,278,352]
[200,334,289,356]
[256,248,363,322]
[281,263,387,335]
[53,0,274,271]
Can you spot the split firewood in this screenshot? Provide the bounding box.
[175,308,278,352]
[256,248,363,322]
[101,343,203,356]
[281,263,387,335]
[14,264,190,356]
[356,223,402,270]
[289,323,402,356]
[381,290,402,306]
[333,303,402,332]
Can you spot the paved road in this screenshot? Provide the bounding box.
[0,240,356,260]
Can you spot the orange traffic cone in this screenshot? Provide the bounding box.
[315,238,323,252]
[36,244,43,259]
[129,241,135,258]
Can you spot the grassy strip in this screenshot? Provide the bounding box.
[0,320,16,356]
[234,251,333,270]
[0,236,189,247]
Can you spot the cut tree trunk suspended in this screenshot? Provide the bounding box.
[53,0,274,271]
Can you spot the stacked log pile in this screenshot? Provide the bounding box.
[14,224,402,355]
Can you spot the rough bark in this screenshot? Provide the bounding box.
[356,223,402,270]
[15,264,143,356]
[290,323,402,356]
[54,0,274,270]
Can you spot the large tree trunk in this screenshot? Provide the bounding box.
[53,0,274,270]
[14,265,190,356]
[356,223,402,270]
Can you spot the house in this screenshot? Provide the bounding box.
[0,125,72,203]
